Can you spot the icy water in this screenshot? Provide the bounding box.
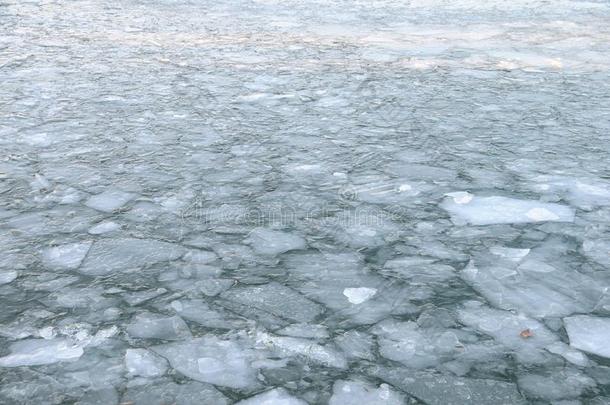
[1,0,610,403]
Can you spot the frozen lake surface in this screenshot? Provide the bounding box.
[1,0,610,403]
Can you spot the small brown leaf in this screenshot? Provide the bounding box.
[520,328,533,338]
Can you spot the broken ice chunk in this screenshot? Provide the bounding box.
[445,191,474,205]
[489,246,531,262]
[0,270,18,285]
[88,221,120,235]
[335,330,374,361]
[170,299,247,330]
[236,388,307,405]
[152,336,259,389]
[564,315,610,358]
[517,367,596,401]
[182,249,218,264]
[461,243,601,318]
[329,380,404,405]
[277,323,329,339]
[221,282,323,323]
[256,331,347,369]
[372,319,459,369]
[125,348,168,377]
[343,287,377,304]
[0,338,83,367]
[126,313,192,341]
[123,201,163,222]
[373,368,526,405]
[41,242,92,270]
[441,194,574,225]
[581,239,610,268]
[121,380,229,405]
[85,188,136,212]
[245,228,306,256]
[458,302,559,364]
[79,238,185,276]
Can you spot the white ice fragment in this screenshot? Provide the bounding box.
[458,302,559,364]
[525,207,560,221]
[277,323,329,339]
[182,250,218,264]
[330,380,404,405]
[581,239,610,267]
[441,194,574,225]
[256,331,347,369]
[489,246,531,262]
[445,191,473,204]
[126,313,191,341]
[41,242,92,270]
[30,173,51,192]
[343,287,377,304]
[152,337,258,389]
[85,188,136,212]
[236,388,307,405]
[0,338,83,367]
[88,221,120,235]
[564,315,610,358]
[79,238,185,276]
[245,228,307,256]
[0,270,18,285]
[545,342,589,367]
[125,348,168,377]
[221,282,322,323]
[38,326,56,339]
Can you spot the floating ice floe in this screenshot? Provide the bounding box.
[152,336,260,389]
[0,338,83,367]
[581,239,610,268]
[126,312,192,341]
[457,302,586,365]
[256,331,348,369]
[564,315,610,358]
[125,348,169,377]
[372,319,462,369]
[461,242,603,318]
[528,175,610,208]
[88,221,120,234]
[41,241,92,270]
[236,388,307,405]
[121,380,229,405]
[329,380,404,405]
[343,287,377,304]
[79,238,185,276]
[517,367,596,401]
[221,282,323,323]
[245,227,307,256]
[0,270,18,285]
[85,188,136,212]
[373,368,526,405]
[441,192,575,225]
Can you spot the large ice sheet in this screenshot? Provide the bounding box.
[79,238,186,276]
[245,227,307,256]
[441,193,575,225]
[41,241,92,270]
[564,315,610,358]
[0,338,83,367]
[221,282,323,323]
[151,336,260,389]
[460,242,602,318]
